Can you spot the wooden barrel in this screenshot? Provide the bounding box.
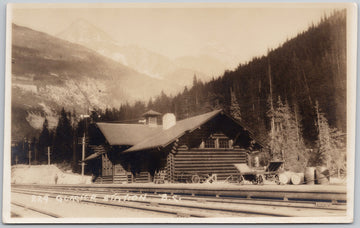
[290,173,304,185]
[278,172,292,185]
[304,167,315,185]
[316,166,330,185]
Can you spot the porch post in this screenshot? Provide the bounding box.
[166,153,175,183]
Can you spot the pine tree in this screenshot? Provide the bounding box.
[133,101,146,118]
[312,101,346,176]
[191,74,200,113]
[147,98,154,111]
[230,87,241,121]
[280,101,306,171]
[38,117,51,163]
[329,128,346,177]
[53,108,74,163]
[180,86,190,119]
[268,96,306,171]
[267,96,279,160]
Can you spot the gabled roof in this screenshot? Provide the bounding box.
[95,109,265,155]
[142,110,162,116]
[96,123,162,146]
[124,109,222,153]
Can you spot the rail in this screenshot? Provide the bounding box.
[11,184,347,218]
[13,183,346,202]
[11,201,61,218]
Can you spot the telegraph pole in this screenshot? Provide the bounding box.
[47,146,51,166]
[69,76,100,177]
[80,114,89,176]
[28,141,31,166]
[29,150,31,165]
[81,132,85,176]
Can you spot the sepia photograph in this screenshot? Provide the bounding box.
[2,2,357,224]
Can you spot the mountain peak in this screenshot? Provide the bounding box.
[57,18,115,45]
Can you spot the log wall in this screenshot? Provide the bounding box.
[173,148,248,182]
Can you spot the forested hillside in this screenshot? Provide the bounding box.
[11,23,180,141]
[12,11,347,175]
[95,10,346,148]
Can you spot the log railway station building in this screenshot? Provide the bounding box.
[85,109,265,184]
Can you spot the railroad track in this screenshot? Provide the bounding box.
[13,183,347,202]
[11,201,61,218]
[11,184,347,218]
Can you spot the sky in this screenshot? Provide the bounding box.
[10,4,341,68]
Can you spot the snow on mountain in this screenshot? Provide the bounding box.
[114,45,176,79]
[11,21,231,140]
[56,19,223,86]
[57,18,116,47]
[11,23,177,139]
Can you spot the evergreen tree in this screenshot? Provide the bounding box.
[180,86,190,119]
[90,109,102,122]
[267,96,277,159]
[118,104,126,121]
[133,101,146,118]
[280,101,307,171]
[30,137,37,164]
[230,87,241,121]
[190,74,200,113]
[328,128,346,177]
[193,74,198,87]
[38,117,51,163]
[311,101,346,176]
[268,97,306,171]
[53,108,73,163]
[311,101,331,166]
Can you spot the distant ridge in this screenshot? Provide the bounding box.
[11,23,177,139]
[56,18,225,85]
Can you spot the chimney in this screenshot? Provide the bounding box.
[163,113,176,130]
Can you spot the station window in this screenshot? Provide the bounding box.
[204,138,216,148]
[219,138,229,148]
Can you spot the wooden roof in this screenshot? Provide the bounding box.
[96,109,266,154]
[124,109,222,153]
[142,109,162,117]
[96,123,162,146]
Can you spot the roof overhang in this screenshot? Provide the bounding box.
[123,110,222,153]
[81,151,103,162]
[123,109,266,154]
